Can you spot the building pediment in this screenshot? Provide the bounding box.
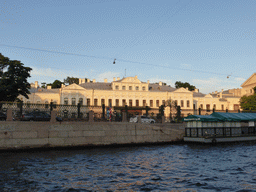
[241,73,256,87]
[173,87,191,93]
[119,76,142,84]
[62,83,85,90]
[204,94,213,98]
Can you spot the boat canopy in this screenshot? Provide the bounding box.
[183,112,256,122]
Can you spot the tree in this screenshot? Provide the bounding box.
[166,99,178,121]
[240,94,256,111]
[175,81,196,91]
[64,76,79,85]
[41,82,46,88]
[47,80,63,88]
[0,53,32,101]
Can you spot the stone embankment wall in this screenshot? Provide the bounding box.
[0,122,185,150]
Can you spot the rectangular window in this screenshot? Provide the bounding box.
[142,86,146,91]
[79,98,83,105]
[94,99,98,106]
[150,100,153,107]
[129,86,132,90]
[143,100,146,107]
[129,99,132,107]
[187,100,190,108]
[108,99,112,106]
[221,105,224,111]
[181,100,184,107]
[72,98,76,105]
[87,99,90,106]
[136,86,139,90]
[136,100,139,107]
[206,104,210,112]
[175,100,178,105]
[122,99,126,106]
[116,99,119,106]
[122,86,126,90]
[200,104,203,109]
[64,98,68,105]
[115,86,119,90]
[156,100,159,107]
[101,99,105,105]
[162,100,165,105]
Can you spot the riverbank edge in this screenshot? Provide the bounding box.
[0,122,185,152]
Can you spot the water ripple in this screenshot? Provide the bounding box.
[0,143,256,191]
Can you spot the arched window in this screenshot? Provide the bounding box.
[181,100,184,107]
[142,86,146,91]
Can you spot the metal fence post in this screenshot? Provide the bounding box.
[102,104,105,120]
[77,103,81,118]
[19,101,23,118]
[50,102,53,114]
[146,106,149,117]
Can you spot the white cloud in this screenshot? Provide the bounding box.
[147,77,173,86]
[180,63,192,69]
[96,71,122,82]
[192,77,243,94]
[235,77,246,82]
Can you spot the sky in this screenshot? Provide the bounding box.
[0,0,255,94]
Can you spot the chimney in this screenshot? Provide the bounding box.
[35,81,38,88]
[220,89,223,98]
[87,79,90,83]
[147,80,149,84]
[113,77,116,81]
[81,79,85,84]
[61,84,65,88]
[193,88,199,93]
[159,81,162,86]
[135,75,138,79]
[93,79,96,83]
[47,85,52,89]
[117,77,120,80]
[79,78,82,84]
[104,78,107,83]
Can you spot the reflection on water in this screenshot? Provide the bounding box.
[0,143,256,191]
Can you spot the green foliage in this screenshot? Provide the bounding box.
[0,53,32,101]
[41,82,46,88]
[240,94,256,110]
[175,81,196,91]
[64,76,79,85]
[47,80,63,88]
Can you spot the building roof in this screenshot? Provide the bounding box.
[79,82,112,90]
[148,84,176,92]
[184,112,256,122]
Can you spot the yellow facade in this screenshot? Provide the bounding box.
[19,74,256,117]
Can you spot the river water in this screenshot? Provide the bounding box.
[0,142,256,191]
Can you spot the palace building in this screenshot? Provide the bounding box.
[19,74,256,117]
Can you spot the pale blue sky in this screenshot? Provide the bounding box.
[1,0,255,93]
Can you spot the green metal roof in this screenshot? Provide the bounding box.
[211,112,256,121]
[183,112,256,122]
[183,115,220,122]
